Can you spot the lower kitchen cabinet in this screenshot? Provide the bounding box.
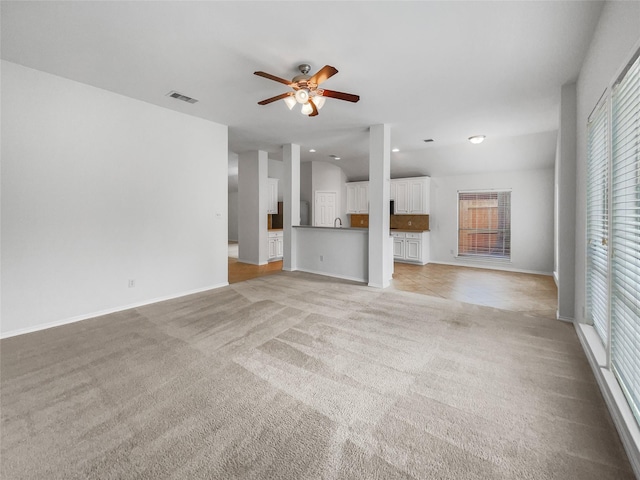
[268,230,283,261]
[391,230,430,265]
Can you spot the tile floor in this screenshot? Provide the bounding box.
[390,262,558,319]
[227,243,558,319]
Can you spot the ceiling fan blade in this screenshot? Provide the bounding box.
[254,71,293,86]
[308,65,338,86]
[258,92,293,105]
[320,89,360,103]
[308,99,319,117]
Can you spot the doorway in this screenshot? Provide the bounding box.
[314,191,337,227]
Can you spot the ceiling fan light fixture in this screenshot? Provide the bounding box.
[468,135,486,144]
[301,102,313,115]
[313,96,326,109]
[295,89,310,104]
[283,96,296,110]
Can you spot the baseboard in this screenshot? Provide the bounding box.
[429,260,552,276]
[553,270,559,287]
[556,314,574,323]
[574,322,640,479]
[295,267,366,284]
[237,258,268,266]
[1,282,229,340]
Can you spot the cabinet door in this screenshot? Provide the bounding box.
[408,178,429,214]
[346,184,358,213]
[408,180,423,214]
[395,181,409,214]
[268,238,276,259]
[276,237,284,257]
[390,180,397,202]
[358,184,369,213]
[393,238,405,259]
[267,179,278,214]
[405,239,421,261]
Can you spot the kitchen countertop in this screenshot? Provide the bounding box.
[293,225,368,232]
[390,229,430,232]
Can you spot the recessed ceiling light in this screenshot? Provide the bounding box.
[468,135,486,144]
[309,149,316,153]
[423,139,434,143]
[392,148,400,153]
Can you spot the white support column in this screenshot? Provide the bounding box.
[283,144,300,272]
[238,150,269,265]
[368,124,391,288]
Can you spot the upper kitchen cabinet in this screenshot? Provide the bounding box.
[391,177,430,214]
[267,178,279,214]
[346,181,369,214]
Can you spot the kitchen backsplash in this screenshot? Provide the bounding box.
[350,214,369,228]
[349,214,429,231]
[391,214,429,230]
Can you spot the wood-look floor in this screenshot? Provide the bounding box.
[228,257,283,284]
[390,262,557,319]
[228,244,557,320]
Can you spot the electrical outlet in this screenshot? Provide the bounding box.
[128,279,136,288]
[360,220,364,224]
[408,221,412,226]
[450,249,454,254]
[320,255,324,262]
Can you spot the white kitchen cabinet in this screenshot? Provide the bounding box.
[393,235,405,258]
[391,230,430,265]
[267,178,279,214]
[346,181,369,214]
[267,230,283,261]
[391,177,430,214]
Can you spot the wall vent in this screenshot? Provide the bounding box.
[166,91,198,104]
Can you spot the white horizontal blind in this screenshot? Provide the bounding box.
[611,51,640,425]
[458,191,511,259]
[586,100,609,345]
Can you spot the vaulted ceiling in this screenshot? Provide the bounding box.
[1,1,603,181]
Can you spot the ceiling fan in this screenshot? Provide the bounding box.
[254,64,360,117]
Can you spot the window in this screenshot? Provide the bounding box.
[458,191,511,259]
[586,99,609,344]
[586,49,640,426]
[610,50,640,425]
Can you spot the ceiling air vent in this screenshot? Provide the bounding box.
[166,91,198,104]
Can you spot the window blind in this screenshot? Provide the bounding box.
[611,51,640,425]
[586,100,609,345]
[458,191,511,259]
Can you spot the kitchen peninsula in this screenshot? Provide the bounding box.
[293,226,369,282]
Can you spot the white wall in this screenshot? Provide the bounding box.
[228,191,238,241]
[237,150,268,265]
[555,83,577,320]
[268,158,284,201]
[430,169,555,274]
[1,61,229,337]
[295,227,368,283]
[574,1,640,323]
[310,161,348,226]
[300,162,312,225]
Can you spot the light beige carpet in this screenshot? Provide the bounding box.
[1,271,635,479]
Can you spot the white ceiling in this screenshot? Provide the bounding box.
[1,1,602,181]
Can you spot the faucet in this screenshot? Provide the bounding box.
[334,217,343,228]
